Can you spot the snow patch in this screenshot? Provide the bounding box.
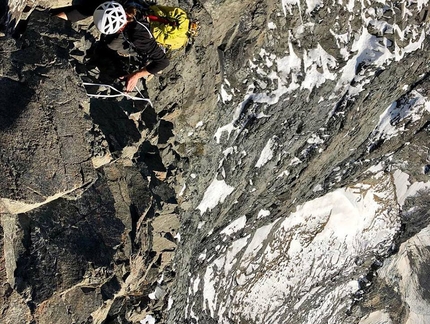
[220,216,247,236]
[393,170,430,206]
[335,27,394,95]
[255,137,277,168]
[301,44,337,93]
[359,311,393,324]
[199,175,400,323]
[371,90,430,143]
[140,315,156,324]
[268,22,277,29]
[277,170,290,178]
[257,209,271,219]
[305,0,323,14]
[196,178,235,215]
[378,225,430,324]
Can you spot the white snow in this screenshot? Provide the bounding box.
[277,170,290,178]
[366,162,385,174]
[197,221,205,229]
[222,147,234,157]
[225,236,250,275]
[203,265,217,317]
[212,4,429,145]
[255,137,276,168]
[289,157,302,165]
[257,209,271,219]
[276,34,302,93]
[140,315,156,324]
[335,27,394,95]
[148,286,165,300]
[214,122,236,144]
[393,170,430,206]
[197,173,400,323]
[281,0,302,16]
[198,251,207,261]
[193,276,201,294]
[305,0,323,14]
[307,133,325,144]
[313,184,323,192]
[396,29,426,61]
[168,297,173,310]
[203,1,430,321]
[371,90,430,142]
[196,178,235,215]
[359,311,393,324]
[240,221,280,270]
[301,44,337,93]
[220,215,247,236]
[378,225,430,324]
[178,183,186,196]
[220,84,233,103]
[268,22,277,29]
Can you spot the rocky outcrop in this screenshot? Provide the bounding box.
[0,6,183,322]
[1,0,430,323]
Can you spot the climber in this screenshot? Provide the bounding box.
[56,1,169,92]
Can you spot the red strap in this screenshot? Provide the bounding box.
[147,15,177,26]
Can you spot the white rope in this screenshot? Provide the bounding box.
[82,82,153,106]
[135,19,153,39]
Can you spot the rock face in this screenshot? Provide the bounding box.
[1,0,430,323]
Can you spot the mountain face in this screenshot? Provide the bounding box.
[1,0,430,323]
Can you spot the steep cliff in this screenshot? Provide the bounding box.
[0,0,429,323]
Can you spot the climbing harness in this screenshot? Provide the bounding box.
[82,82,153,105]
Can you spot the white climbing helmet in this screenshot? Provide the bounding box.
[93,1,127,35]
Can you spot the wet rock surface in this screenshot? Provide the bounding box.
[1,0,430,323]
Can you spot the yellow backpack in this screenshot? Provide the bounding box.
[147,5,197,51]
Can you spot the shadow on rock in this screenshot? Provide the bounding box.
[84,42,130,84]
[0,78,34,130]
[140,102,158,131]
[14,178,125,305]
[90,99,142,155]
[136,141,166,175]
[135,141,177,205]
[83,40,147,85]
[400,188,430,244]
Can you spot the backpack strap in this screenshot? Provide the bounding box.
[133,18,153,39]
[146,15,177,27]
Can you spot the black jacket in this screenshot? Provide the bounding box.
[122,19,169,74]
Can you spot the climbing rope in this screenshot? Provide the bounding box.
[82,82,153,106]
